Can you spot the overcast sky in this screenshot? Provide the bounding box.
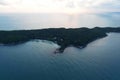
[0,0,120,13]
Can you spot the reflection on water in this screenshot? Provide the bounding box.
[0,33,120,80]
[0,12,120,30]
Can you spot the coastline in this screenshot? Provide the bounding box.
[0,27,120,53]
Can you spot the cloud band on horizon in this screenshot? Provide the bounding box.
[0,0,120,13]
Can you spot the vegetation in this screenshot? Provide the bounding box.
[0,27,120,53]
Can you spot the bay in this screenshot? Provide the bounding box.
[0,33,120,80]
[0,12,120,80]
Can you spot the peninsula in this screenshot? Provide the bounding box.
[0,27,120,53]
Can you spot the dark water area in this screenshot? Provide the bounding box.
[0,12,120,80]
[0,33,120,80]
[0,12,120,30]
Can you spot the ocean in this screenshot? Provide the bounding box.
[0,13,120,80]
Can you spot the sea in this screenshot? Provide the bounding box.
[0,12,120,80]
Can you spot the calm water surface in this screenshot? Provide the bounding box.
[0,13,120,80]
[0,33,120,80]
[0,12,120,30]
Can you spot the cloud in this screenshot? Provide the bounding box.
[66,1,75,8]
[0,0,120,13]
[0,0,21,6]
[0,0,7,5]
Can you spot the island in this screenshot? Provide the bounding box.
[0,27,120,53]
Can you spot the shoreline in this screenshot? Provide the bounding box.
[0,27,120,53]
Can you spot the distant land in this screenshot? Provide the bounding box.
[0,27,120,53]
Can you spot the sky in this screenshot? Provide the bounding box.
[0,0,120,14]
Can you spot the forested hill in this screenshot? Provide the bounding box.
[0,27,120,53]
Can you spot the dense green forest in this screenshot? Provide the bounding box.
[0,27,120,52]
